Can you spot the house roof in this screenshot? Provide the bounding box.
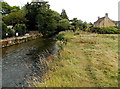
[94,16,120,26]
[94,13,120,27]
[95,17,105,23]
[94,17,105,25]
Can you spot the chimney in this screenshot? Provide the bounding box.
[105,13,108,17]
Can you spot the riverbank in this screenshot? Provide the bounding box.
[1,33,42,48]
[2,37,59,87]
[36,31,118,87]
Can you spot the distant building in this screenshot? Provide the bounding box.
[94,13,120,27]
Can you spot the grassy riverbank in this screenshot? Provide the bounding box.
[36,31,118,87]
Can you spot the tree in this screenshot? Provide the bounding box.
[7,28,15,37]
[60,9,69,20]
[25,2,50,31]
[36,14,45,31]
[1,1,20,15]
[2,22,8,39]
[80,22,89,31]
[10,6,20,12]
[58,19,70,31]
[1,21,15,39]
[1,1,11,15]
[71,18,80,31]
[39,10,61,37]
[24,2,70,37]
[3,10,27,26]
[14,24,27,36]
[70,18,90,31]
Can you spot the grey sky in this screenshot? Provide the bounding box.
[4,0,120,23]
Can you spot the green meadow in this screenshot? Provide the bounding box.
[36,31,118,87]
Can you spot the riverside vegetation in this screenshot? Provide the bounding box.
[1,1,70,38]
[1,0,119,87]
[1,1,120,39]
[36,31,118,87]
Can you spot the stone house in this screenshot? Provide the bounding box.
[94,13,120,27]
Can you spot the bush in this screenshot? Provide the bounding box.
[101,27,118,34]
[2,22,8,39]
[90,26,120,34]
[58,19,70,30]
[55,33,68,42]
[55,34,65,41]
[89,27,100,33]
[14,24,27,36]
[7,28,15,37]
[2,21,15,39]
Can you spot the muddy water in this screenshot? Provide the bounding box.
[2,38,59,87]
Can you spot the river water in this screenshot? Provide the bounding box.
[2,38,59,87]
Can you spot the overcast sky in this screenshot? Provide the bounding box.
[4,0,120,23]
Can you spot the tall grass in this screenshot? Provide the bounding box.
[36,31,118,87]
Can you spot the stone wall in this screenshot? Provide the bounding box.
[1,34,41,48]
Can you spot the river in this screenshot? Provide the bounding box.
[2,38,59,87]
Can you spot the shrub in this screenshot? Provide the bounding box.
[55,33,68,42]
[55,34,65,41]
[101,27,118,34]
[89,27,101,33]
[2,22,8,39]
[7,28,15,37]
[58,19,70,31]
[14,24,27,36]
[90,26,120,34]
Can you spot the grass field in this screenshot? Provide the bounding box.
[36,31,118,87]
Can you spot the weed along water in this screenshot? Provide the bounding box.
[2,38,59,87]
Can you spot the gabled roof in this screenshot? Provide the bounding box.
[94,15,116,25]
[94,13,120,27]
[94,17,105,24]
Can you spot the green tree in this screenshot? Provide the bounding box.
[7,28,15,37]
[58,19,70,30]
[71,18,81,31]
[24,2,70,37]
[14,24,27,36]
[25,2,49,31]
[10,6,20,12]
[60,9,69,20]
[1,1,11,15]
[3,10,27,26]
[1,1,20,15]
[40,10,61,37]
[2,22,8,39]
[70,18,90,31]
[79,22,88,31]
